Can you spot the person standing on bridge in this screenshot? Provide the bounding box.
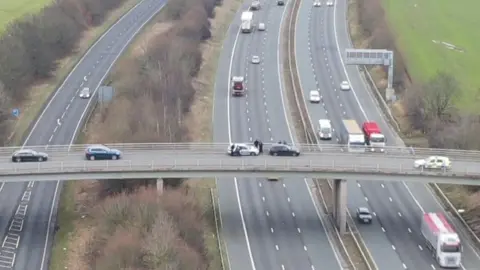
[254,139,259,149]
[258,140,263,154]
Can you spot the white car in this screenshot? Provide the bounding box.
[414,156,451,170]
[251,55,260,64]
[251,1,261,10]
[309,90,321,103]
[326,1,333,6]
[228,143,260,156]
[340,81,351,90]
[79,87,91,99]
[258,22,266,31]
[313,1,321,7]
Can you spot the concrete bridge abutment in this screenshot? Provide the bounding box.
[332,179,347,234]
[156,178,164,194]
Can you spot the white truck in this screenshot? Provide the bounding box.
[339,119,365,152]
[241,11,253,33]
[421,212,462,268]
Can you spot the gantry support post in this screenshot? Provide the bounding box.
[156,178,164,194]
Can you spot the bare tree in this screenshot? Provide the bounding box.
[422,71,459,121]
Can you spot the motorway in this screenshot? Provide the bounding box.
[295,0,480,269]
[212,0,344,269]
[0,0,167,269]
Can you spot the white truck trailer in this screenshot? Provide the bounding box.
[240,11,253,33]
[421,212,462,268]
[339,119,365,152]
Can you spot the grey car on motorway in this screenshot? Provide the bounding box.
[356,207,373,224]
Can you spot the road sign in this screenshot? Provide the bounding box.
[12,109,19,117]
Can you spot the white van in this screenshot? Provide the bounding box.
[318,119,332,140]
[258,23,266,31]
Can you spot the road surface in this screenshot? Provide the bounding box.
[0,0,167,269]
[213,0,343,269]
[295,0,480,269]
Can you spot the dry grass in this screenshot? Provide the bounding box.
[8,0,141,145]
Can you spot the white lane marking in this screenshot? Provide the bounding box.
[262,196,265,202]
[297,227,302,233]
[398,212,402,217]
[266,211,270,217]
[304,245,308,251]
[403,263,407,269]
[381,227,386,233]
[271,228,274,233]
[431,265,436,269]
[287,197,291,202]
[275,245,279,251]
[392,245,396,250]
[408,228,412,233]
[357,183,361,187]
[365,197,368,202]
[292,212,296,217]
[389,197,393,202]
[418,245,423,251]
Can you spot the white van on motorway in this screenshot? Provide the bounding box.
[318,119,332,140]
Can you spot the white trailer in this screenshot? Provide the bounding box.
[421,212,462,268]
[339,119,365,152]
[240,11,253,33]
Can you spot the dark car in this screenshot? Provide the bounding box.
[269,144,300,156]
[277,0,284,5]
[356,207,373,224]
[85,144,122,160]
[11,149,48,162]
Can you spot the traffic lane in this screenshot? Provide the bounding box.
[285,178,342,269]
[216,178,253,270]
[266,4,343,267]
[361,179,435,268]
[213,5,257,269]
[232,16,281,269]
[239,177,278,270]
[346,180,405,270]
[361,181,433,269]
[13,181,57,270]
[295,0,320,99]
[266,180,315,270]
[400,181,480,268]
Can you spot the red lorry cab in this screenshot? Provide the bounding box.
[362,121,381,137]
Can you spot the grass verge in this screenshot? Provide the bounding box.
[8,0,141,145]
[0,0,52,32]
[381,0,480,111]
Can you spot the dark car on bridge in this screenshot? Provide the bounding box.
[85,145,122,160]
[11,149,49,162]
[268,143,300,156]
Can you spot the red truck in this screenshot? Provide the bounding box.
[362,121,386,152]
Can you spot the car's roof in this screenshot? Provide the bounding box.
[87,144,109,149]
[341,81,349,84]
[14,149,35,154]
[310,90,319,94]
[427,156,449,160]
[358,207,370,213]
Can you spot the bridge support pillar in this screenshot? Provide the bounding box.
[156,178,164,194]
[332,179,347,234]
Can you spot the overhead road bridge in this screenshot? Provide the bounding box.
[1,143,480,184]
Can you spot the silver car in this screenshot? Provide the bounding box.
[79,87,91,99]
[228,143,260,156]
[251,55,260,64]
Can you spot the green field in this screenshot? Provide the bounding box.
[0,0,52,31]
[382,0,480,111]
